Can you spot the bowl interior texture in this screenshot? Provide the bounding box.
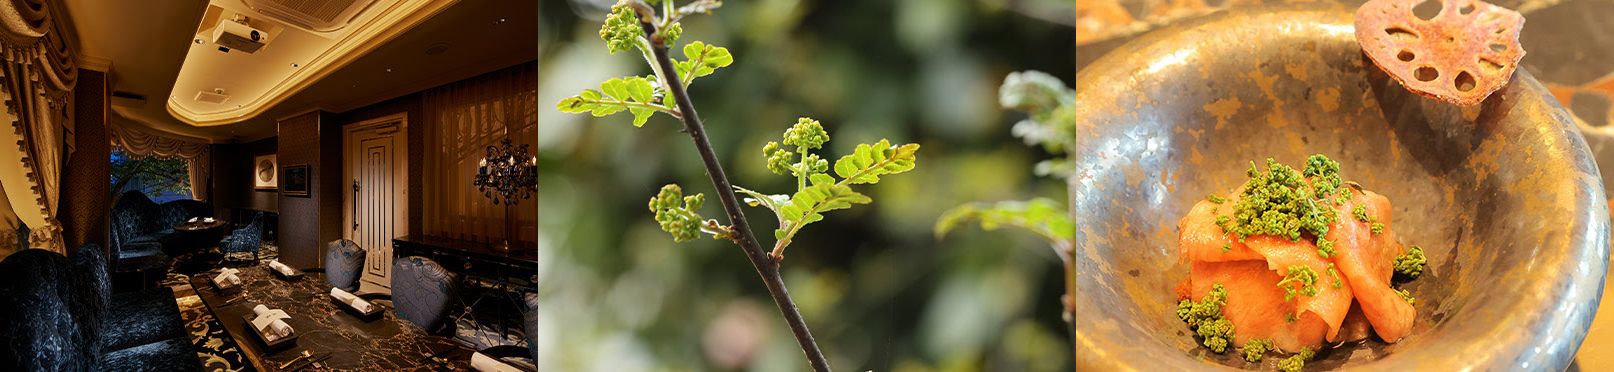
[1073,2,1609,370]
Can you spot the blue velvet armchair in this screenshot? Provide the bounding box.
[109,191,167,262]
[220,212,264,263]
[392,256,457,334]
[0,245,200,371]
[325,239,366,292]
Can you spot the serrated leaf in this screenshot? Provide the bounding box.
[779,181,870,237]
[833,139,920,184]
[678,41,733,86]
[935,198,1074,245]
[554,76,671,126]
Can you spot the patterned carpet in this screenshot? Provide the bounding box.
[176,294,255,372]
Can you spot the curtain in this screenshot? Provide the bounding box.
[107,114,211,200]
[422,62,536,244]
[0,0,77,254]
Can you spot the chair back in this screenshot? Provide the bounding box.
[157,199,213,228]
[221,214,264,254]
[109,191,161,253]
[67,244,110,357]
[391,256,455,332]
[525,292,538,359]
[0,249,96,371]
[324,239,366,291]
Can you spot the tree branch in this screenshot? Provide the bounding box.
[630,3,832,371]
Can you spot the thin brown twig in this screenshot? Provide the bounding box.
[627,2,833,371]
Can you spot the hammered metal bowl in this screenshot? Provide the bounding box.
[1072,2,1609,370]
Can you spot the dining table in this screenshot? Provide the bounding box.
[190,265,476,371]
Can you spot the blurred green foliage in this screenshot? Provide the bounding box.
[536,0,1074,370]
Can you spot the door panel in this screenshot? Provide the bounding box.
[346,117,407,291]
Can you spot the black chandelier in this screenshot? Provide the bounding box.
[474,138,538,206]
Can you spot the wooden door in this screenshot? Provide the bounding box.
[344,114,408,290]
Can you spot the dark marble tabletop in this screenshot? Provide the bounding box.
[393,235,537,265]
[174,220,228,231]
[190,265,474,371]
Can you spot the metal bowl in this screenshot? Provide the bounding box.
[1072,2,1609,370]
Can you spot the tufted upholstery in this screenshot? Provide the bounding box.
[324,239,366,292]
[98,337,200,372]
[525,292,538,359]
[109,191,167,263]
[392,256,456,332]
[0,249,93,371]
[156,200,212,232]
[69,245,111,362]
[0,246,199,372]
[220,213,263,255]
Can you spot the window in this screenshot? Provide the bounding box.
[110,149,192,202]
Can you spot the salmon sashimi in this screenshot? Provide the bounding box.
[1175,155,1422,359]
[1190,260,1329,352]
[1243,235,1355,342]
[1178,199,1263,263]
[1179,187,1356,342]
[1328,189,1415,342]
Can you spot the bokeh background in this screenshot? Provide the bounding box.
[536,0,1075,370]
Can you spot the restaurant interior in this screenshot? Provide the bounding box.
[0,0,538,371]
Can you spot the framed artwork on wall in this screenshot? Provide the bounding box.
[254,154,278,190]
[282,164,310,197]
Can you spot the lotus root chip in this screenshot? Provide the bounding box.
[1355,0,1524,106]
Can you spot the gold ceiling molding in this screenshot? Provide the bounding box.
[0,0,78,254]
[167,0,458,127]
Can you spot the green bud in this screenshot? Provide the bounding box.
[783,117,829,150]
[764,141,796,175]
[600,2,644,54]
[661,22,682,46]
[650,184,705,242]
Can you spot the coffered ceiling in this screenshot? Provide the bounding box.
[61,0,538,143]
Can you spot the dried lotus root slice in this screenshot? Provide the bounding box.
[1355,0,1525,106]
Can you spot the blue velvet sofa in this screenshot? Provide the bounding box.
[0,245,200,371]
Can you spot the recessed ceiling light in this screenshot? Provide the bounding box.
[194,39,203,44]
[425,43,450,55]
[385,68,393,73]
[291,63,299,67]
[493,18,505,25]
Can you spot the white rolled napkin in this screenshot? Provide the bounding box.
[329,287,373,313]
[268,260,296,276]
[203,217,216,223]
[213,268,240,287]
[251,304,294,342]
[187,217,198,223]
[470,352,522,372]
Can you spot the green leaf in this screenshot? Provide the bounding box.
[630,108,652,127]
[600,78,629,102]
[833,139,921,184]
[733,185,790,223]
[935,198,1074,245]
[554,76,670,127]
[778,177,871,240]
[677,41,733,86]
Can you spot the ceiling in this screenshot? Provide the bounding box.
[61,0,538,143]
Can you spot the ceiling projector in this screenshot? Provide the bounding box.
[214,19,267,53]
